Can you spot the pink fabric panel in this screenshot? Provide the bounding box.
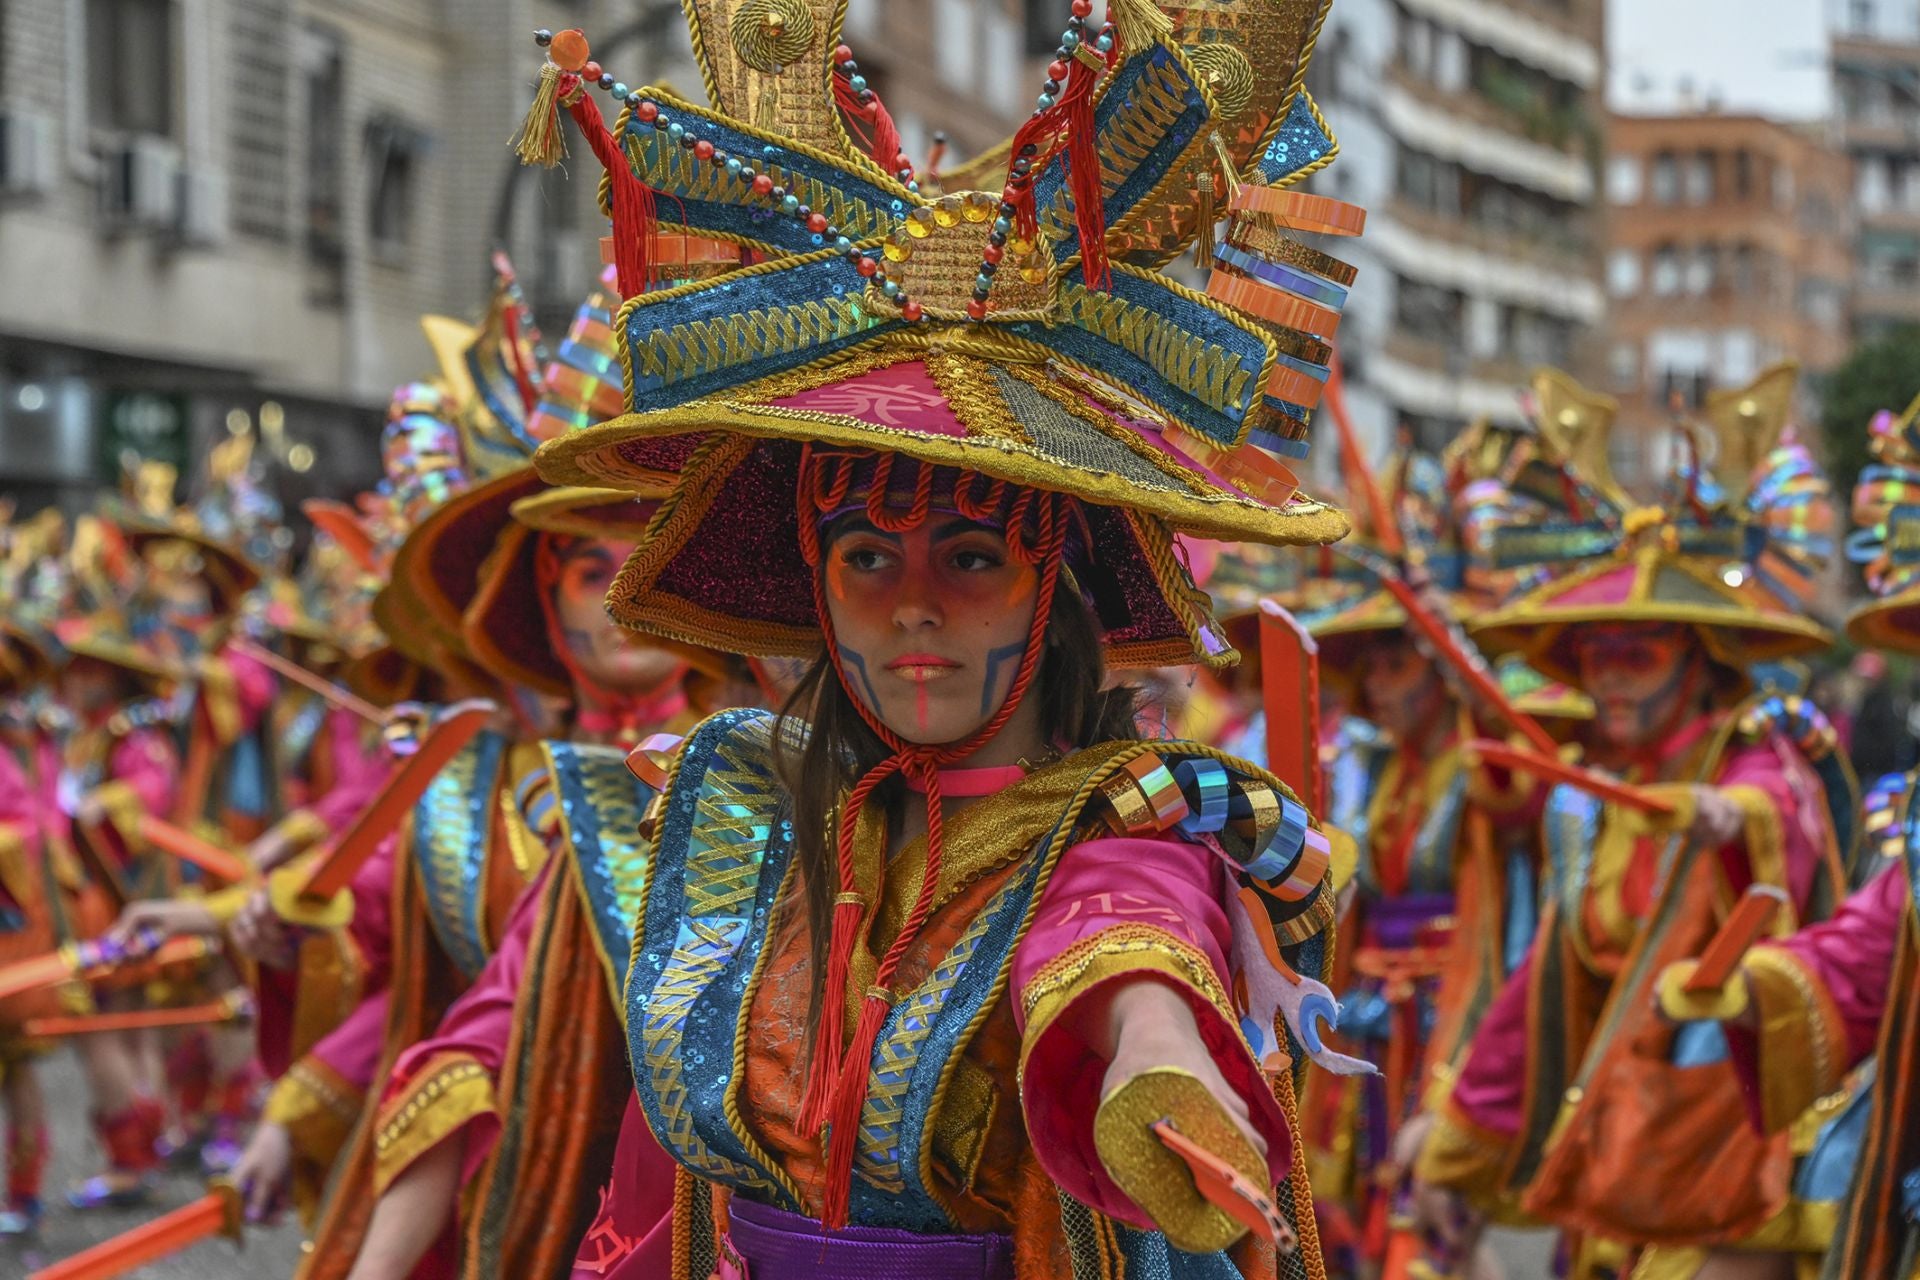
[571,1097,678,1279]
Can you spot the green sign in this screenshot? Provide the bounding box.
[97,390,189,482]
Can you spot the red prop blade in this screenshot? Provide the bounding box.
[1152,1119,1296,1252]
[1466,740,1676,816]
[1685,884,1788,993]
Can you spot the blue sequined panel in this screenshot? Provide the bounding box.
[413,730,506,980]
[1542,783,1605,917]
[1258,92,1333,185]
[543,741,660,1004]
[627,709,800,1208]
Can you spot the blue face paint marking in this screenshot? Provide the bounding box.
[979,639,1027,717]
[838,646,884,715]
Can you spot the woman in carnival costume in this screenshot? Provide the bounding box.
[334,262,741,1280]
[0,620,70,1234]
[1657,391,1920,1280]
[1408,363,1858,1280]
[296,266,728,1280]
[449,0,1382,1273]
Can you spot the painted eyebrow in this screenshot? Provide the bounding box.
[556,542,619,567]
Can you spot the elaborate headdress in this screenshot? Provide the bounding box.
[0,621,59,701]
[1845,391,1920,653]
[521,0,1362,1230]
[1471,363,1834,690]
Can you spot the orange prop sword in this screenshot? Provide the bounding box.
[135,816,251,885]
[25,989,253,1038]
[29,1182,241,1280]
[1685,884,1788,993]
[0,934,216,1003]
[1259,600,1324,814]
[1465,740,1677,816]
[228,635,387,726]
[269,700,496,925]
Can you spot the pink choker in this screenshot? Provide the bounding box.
[902,762,1029,798]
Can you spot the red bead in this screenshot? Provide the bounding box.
[694,139,715,160]
[983,244,1005,265]
[901,300,924,322]
[835,44,853,64]
[855,257,879,277]
[752,173,774,195]
[1072,0,1094,15]
[1049,59,1070,81]
[965,299,989,320]
[894,153,912,172]
[582,61,602,82]
[807,212,830,233]
[636,100,659,123]
[1001,185,1021,205]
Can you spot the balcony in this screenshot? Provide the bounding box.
[1375,200,1602,320]
[1398,0,1602,87]
[1382,74,1595,201]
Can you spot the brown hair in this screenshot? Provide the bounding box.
[772,573,1140,1051]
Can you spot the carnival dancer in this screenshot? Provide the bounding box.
[1654,390,1920,1280]
[0,620,67,1235]
[338,261,735,1280]
[44,613,187,1208]
[1406,363,1854,1280]
[479,0,1377,1270]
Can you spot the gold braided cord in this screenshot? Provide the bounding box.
[1276,1067,1331,1280]
[729,0,814,72]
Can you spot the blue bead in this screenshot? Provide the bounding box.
[834,236,852,253]
[781,194,800,213]
[1096,34,1114,51]
[993,217,1011,235]
[809,232,825,246]
[906,181,920,194]
[666,122,684,141]
[976,273,993,291]
[725,157,743,176]
[882,280,901,297]
[612,82,630,99]
[1061,30,1081,51]
[1036,93,1057,110]
[849,75,868,93]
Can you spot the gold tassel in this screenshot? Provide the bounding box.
[1107,0,1176,45]
[1193,163,1215,269]
[755,76,780,133]
[511,61,567,168]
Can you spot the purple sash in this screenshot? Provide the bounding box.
[719,1197,1015,1280]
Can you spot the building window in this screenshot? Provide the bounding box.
[366,116,426,257]
[1684,150,1715,204]
[1718,330,1759,383]
[1608,342,1639,390]
[1685,244,1716,295]
[1851,0,1875,34]
[1650,151,1680,205]
[1606,249,1640,297]
[1729,242,1758,293]
[1650,243,1682,296]
[88,0,174,136]
[1606,155,1642,205]
[1502,306,1574,369]
[1732,149,1753,199]
[1393,275,1466,335]
[304,28,345,272]
[1400,15,1433,79]
[1859,155,1891,213]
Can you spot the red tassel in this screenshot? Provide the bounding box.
[562,88,655,300]
[833,74,908,178]
[1001,52,1105,278]
[818,987,895,1229]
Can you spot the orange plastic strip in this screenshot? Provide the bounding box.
[136,817,251,885]
[1685,885,1788,992]
[25,995,246,1038]
[1161,423,1300,509]
[29,1189,238,1280]
[1264,362,1326,409]
[1206,271,1343,337]
[1227,186,1368,236]
[297,701,496,901]
[301,499,382,573]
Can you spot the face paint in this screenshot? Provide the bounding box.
[1575,625,1700,751]
[541,533,685,695]
[820,516,1044,747]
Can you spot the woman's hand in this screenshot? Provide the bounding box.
[107,898,219,947]
[1094,979,1266,1161]
[229,891,297,969]
[232,1121,294,1223]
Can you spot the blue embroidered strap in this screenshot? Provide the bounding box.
[543,740,660,1001]
[1542,782,1605,916]
[412,730,507,980]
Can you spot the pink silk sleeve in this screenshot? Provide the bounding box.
[226,647,278,734]
[1446,952,1532,1137]
[311,988,394,1092]
[108,727,179,817]
[1716,738,1829,906]
[380,860,552,1184]
[1011,835,1292,1229]
[308,712,390,832]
